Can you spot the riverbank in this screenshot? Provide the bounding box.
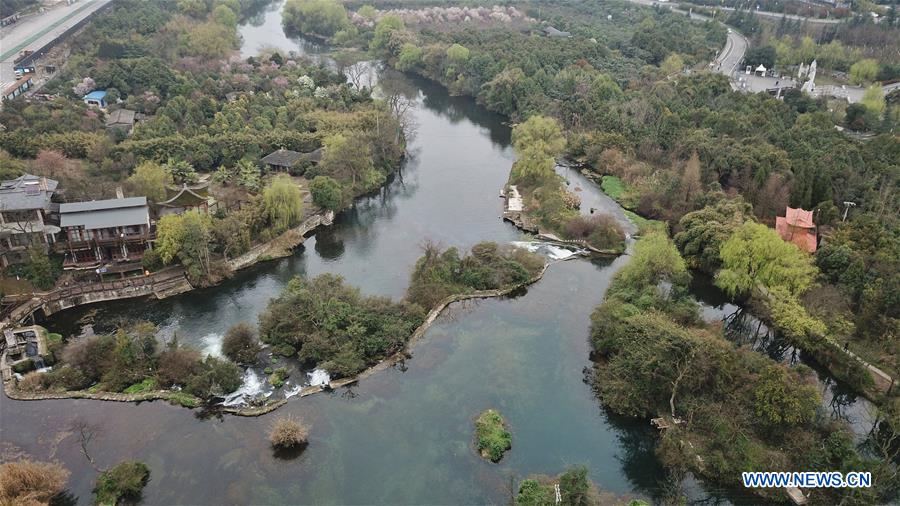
[3,258,558,416]
[0,209,336,329]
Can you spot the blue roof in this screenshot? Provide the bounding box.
[83,90,107,99]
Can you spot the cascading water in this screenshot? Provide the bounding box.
[510,241,585,261]
[307,368,330,387]
[221,368,271,407]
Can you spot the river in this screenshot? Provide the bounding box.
[0,2,876,504]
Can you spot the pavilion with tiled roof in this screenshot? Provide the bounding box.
[775,207,817,253]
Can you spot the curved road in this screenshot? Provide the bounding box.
[0,0,113,81]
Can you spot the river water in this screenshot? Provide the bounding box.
[0,2,876,504]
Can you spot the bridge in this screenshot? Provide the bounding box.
[1,267,191,326]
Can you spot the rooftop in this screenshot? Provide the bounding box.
[60,197,149,230]
[261,148,303,167]
[159,183,210,208]
[105,108,136,127]
[83,90,108,100]
[0,174,58,212]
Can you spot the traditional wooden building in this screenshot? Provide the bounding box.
[0,174,60,267]
[57,197,152,268]
[261,147,324,173]
[775,207,817,253]
[157,182,211,217]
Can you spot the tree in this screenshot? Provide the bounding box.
[674,196,752,272]
[222,322,261,364]
[0,149,26,180]
[849,59,879,85]
[155,212,212,283]
[397,43,424,71]
[164,158,198,184]
[679,151,702,204]
[446,43,470,64]
[716,222,818,298]
[309,175,344,211]
[155,214,185,265]
[263,175,303,234]
[24,246,56,290]
[184,356,241,398]
[357,5,376,19]
[319,134,374,188]
[93,461,150,506]
[0,459,70,506]
[510,116,565,183]
[125,160,168,204]
[753,365,818,430]
[370,15,404,52]
[283,0,350,37]
[861,85,886,118]
[660,53,684,76]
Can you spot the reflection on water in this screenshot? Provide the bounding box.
[691,273,879,441]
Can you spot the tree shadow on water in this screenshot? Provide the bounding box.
[272,442,309,461]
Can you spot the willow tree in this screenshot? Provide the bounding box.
[263,175,303,234]
[510,115,565,184]
[716,222,817,298]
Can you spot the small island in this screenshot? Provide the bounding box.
[474,409,512,463]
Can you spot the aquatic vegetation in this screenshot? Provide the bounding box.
[474,409,511,462]
[269,416,309,449]
[93,461,150,506]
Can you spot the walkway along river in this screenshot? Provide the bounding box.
[0,2,882,504]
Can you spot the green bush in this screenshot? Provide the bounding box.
[93,461,150,506]
[123,377,157,394]
[309,175,344,211]
[259,274,425,378]
[11,359,35,374]
[406,242,544,308]
[474,409,511,463]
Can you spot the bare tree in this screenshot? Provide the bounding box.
[70,419,102,472]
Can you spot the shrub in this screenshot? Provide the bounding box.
[563,214,626,251]
[12,359,35,374]
[141,249,163,272]
[221,323,261,365]
[269,367,290,388]
[0,459,70,505]
[269,416,309,448]
[406,242,544,308]
[155,342,201,388]
[309,175,344,211]
[42,365,89,391]
[474,409,511,462]
[259,274,425,377]
[93,461,150,506]
[184,356,242,399]
[16,371,46,392]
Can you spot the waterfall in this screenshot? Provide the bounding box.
[307,368,330,386]
[221,368,271,407]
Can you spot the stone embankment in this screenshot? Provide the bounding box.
[3,260,556,416]
[1,210,336,328]
[227,211,334,271]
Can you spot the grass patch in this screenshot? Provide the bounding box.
[623,210,666,235]
[123,378,156,394]
[600,175,627,200]
[475,409,511,463]
[165,391,200,408]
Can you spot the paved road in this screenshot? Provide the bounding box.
[679,2,843,25]
[0,0,113,82]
